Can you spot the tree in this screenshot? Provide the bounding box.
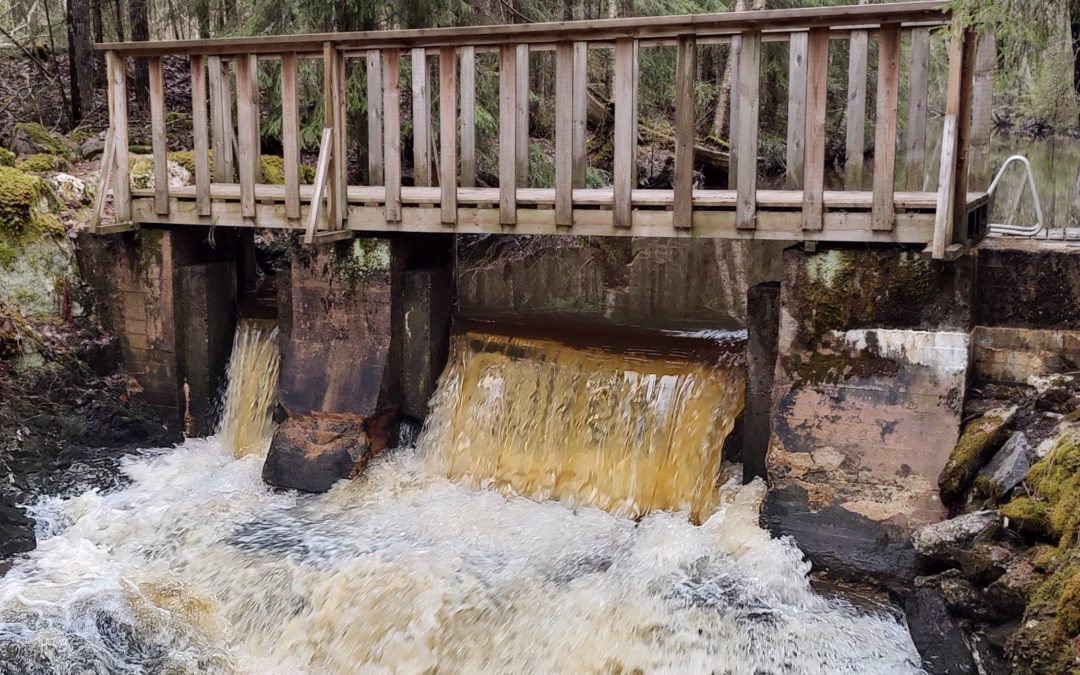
[129,0,149,110]
[67,0,95,124]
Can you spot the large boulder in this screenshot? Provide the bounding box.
[913,510,1001,561]
[939,407,1018,505]
[262,413,386,493]
[975,431,1031,500]
[9,122,77,159]
[905,588,979,675]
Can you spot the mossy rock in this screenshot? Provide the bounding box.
[10,122,75,159]
[1004,430,1080,546]
[939,407,1017,505]
[0,166,48,239]
[1002,496,1056,539]
[1058,572,1080,636]
[165,151,315,185]
[168,150,200,175]
[0,147,15,167]
[17,153,68,173]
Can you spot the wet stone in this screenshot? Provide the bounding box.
[912,510,1001,562]
[977,431,1031,499]
[904,588,978,675]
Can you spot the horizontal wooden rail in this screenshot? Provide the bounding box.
[94,1,990,259]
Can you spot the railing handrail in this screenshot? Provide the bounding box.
[94,0,950,56]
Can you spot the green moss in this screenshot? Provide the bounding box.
[68,128,93,145]
[13,122,71,158]
[939,409,1015,504]
[260,155,315,185]
[130,156,155,190]
[0,166,46,238]
[167,150,201,175]
[1057,572,1080,636]
[0,147,15,167]
[17,153,68,173]
[333,238,391,289]
[1003,496,1056,538]
[1027,433,1080,546]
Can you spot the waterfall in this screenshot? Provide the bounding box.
[217,319,281,458]
[421,331,745,521]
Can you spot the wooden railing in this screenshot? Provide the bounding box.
[94,1,993,258]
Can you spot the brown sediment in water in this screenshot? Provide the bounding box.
[217,319,281,458]
[423,320,746,522]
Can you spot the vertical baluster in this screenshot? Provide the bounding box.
[613,38,638,229]
[952,32,977,245]
[572,41,588,189]
[281,52,301,221]
[383,49,402,223]
[872,24,901,231]
[366,50,384,185]
[336,52,347,221]
[515,44,529,187]
[235,53,260,220]
[735,32,761,230]
[439,47,458,224]
[459,46,476,188]
[555,43,574,227]
[208,56,228,183]
[785,32,808,190]
[801,28,829,231]
[674,35,696,229]
[499,44,518,225]
[970,29,996,191]
[727,36,740,190]
[323,43,341,227]
[845,29,868,189]
[148,56,169,215]
[905,27,930,191]
[412,48,431,187]
[106,51,130,223]
[932,27,973,258]
[190,55,211,217]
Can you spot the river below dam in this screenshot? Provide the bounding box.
[0,322,927,674]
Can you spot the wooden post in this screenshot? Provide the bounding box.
[674,35,696,229]
[208,57,234,183]
[785,32,808,190]
[190,55,210,217]
[366,50,384,186]
[499,44,518,225]
[281,52,301,221]
[515,44,529,187]
[845,29,868,190]
[970,29,996,191]
[305,127,334,244]
[735,32,761,230]
[235,53,260,220]
[872,24,901,231]
[460,46,476,188]
[439,47,458,224]
[412,47,431,187]
[383,48,402,223]
[148,56,169,215]
[728,36,741,190]
[802,28,829,231]
[952,32,977,243]
[905,27,931,191]
[106,51,130,223]
[572,41,588,189]
[555,42,575,227]
[932,27,971,258]
[613,38,638,229]
[323,43,343,228]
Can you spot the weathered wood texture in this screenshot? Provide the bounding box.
[785,32,807,190]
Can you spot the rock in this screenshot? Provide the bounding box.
[917,569,1003,623]
[939,407,1018,505]
[905,588,978,675]
[985,558,1039,621]
[46,172,91,207]
[79,135,106,160]
[913,510,1001,561]
[970,621,1020,675]
[976,431,1031,500]
[9,122,77,159]
[0,497,35,558]
[955,542,1013,585]
[129,155,192,191]
[263,413,387,492]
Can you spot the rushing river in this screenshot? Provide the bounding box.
[0,322,926,674]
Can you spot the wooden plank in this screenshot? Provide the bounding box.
[785,32,808,190]
[572,41,588,188]
[106,51,130,223]
[904,27,930,190]
[970,28,995,191]
[90,128,115,229]
[872,24,901,231]
[101,3,956,57]
[499,44,518,224]
[932,28,967,258]
[952,31,977,243]
[235,53,259,219]
[515,43,530,186]
[217,58,236,182]
[728,35,740,190]
[674,35,696,229]
[613,38,638,228]
[439,47,458,224]
[366,50,384,185]
[459,46,476,188]
[323,43,342,227]
[190,55,210,217]
[844,29,868,189]
[383,49,402,222]
[555,42,575,226]
[208,56,228,182]
[281,52,301,220]
[305,127,335,244]
[148,56,169,215]
[735,32,760,230]
[336,49,347,220]
[802,28,829,231]
[412,47,431,186]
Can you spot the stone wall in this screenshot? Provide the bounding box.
[458,237,787,329]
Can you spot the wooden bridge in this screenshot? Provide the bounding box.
[93,1,992,259]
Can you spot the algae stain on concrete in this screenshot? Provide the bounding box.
[334,238,392,288]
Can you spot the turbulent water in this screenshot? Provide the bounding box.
[0,325,926,674]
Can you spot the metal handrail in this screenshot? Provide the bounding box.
[987,155,1045,237]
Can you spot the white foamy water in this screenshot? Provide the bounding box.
[0,437,924,674]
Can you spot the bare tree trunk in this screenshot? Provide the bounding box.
[607,0,616,19]
[711,0,764,140]
[67,0,94,123]
[91,0,104,84]
[129,0,149,110]
[112,0,124,41]
[194,0,211,38]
